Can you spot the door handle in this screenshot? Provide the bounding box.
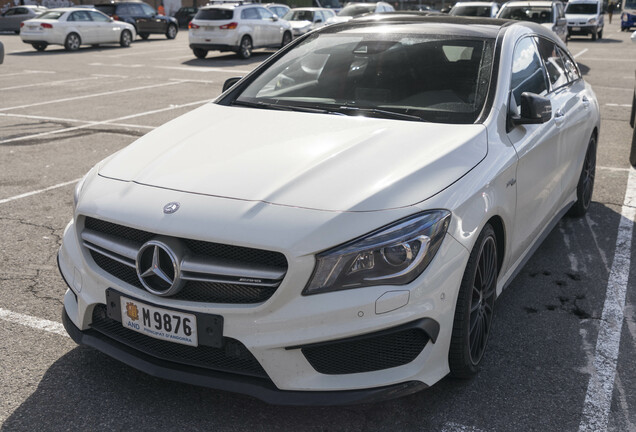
[555,108,565,125]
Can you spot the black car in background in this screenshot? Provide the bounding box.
[94,1,178,39]
[174,6,197,27]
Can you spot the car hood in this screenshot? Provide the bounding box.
[99,103,487,212]
[565,13,597,19]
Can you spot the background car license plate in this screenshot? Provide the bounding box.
[120,296,198,347]
[572,27,581,31]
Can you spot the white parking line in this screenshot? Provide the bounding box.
[0,308,68,337]
[441,422,487,432]
[0,70,55,79]
[0,99,209,144]
[0,112,156,130]
[574,48,589,59]
[88,62,145,68]
[594,85,632,91]
[605,103,632,107]
[0,76,99,91]
[0,81,182,112]
[578,167,636,432]
[0,178,80,205]
[104,47,187,58]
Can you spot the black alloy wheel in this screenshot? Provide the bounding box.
[32,42,47,51]
[238,35,252,59]
[193,48,207,59]
[568,134,597,217]
[449,224,498,378]
[120,30,132,47]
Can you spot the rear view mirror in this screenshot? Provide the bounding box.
[223,76,242,92]
[510,92,552,127]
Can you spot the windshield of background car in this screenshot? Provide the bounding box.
[284,10,315,20]
[195,8,234,20]
[499,6,553,23]
[450,5,492,16]
[321,0,341,8]
[565,3,598,13]
[36,11,64,20]
[234,30,495,124]
[338,4,376,16]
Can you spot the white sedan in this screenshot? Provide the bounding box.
[60,16,599,404]
[20,8,136,51]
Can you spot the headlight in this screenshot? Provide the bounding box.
[588,18,597,24]
[303,210,451,295]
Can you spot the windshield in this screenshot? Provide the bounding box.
[338,4,375,16]
[37,11,64,20]
[233,31,495,124]
[565,3,598,13]
[450,5,492,16]
[283,10,315,21]
[625,0,636,9]
[499,6,553,23]
[321,0,341,8]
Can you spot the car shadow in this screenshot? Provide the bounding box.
[577,62,591,76]
[0,344,462,431]
[568,37,622,43]
[10,44,138,56]
[182,51,273,67]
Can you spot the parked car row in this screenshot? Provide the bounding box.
[6,0,609,56]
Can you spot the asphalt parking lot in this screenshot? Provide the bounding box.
[1,21,636,432]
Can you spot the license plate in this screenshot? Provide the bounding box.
[27,25,38,30]
[572,27,580,31]
[120,296,198,347]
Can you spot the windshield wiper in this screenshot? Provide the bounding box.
[232,100,335,114]
[332,106,425,122]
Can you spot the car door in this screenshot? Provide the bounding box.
[127,3,149,34]
[89,10,115,43]
[241,7,264,46]
[68,10,98,44]
[4,8,27,32]
[506,36,563,265]
[257,6,280,45]
[140,3,164,33]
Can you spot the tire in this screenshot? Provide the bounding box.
[166,24,177,39]
[568,134,597,217]
[281,31,292,48]
[193,48,207,59]
[630,126,636,167]
[238,35,252,59]
[598,29,603,39]
[591,29,597,41]
[120,29,132,47]
[139,32,149,40]
[31,42,47,51]
[449,224,498,378]
[64,33,81,51]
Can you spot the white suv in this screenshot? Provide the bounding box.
[565,0,604,40]
[188,3,292,59]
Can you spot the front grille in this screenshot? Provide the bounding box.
[83,217,287,304]
[90,304,268,378]
[302,328,429,375]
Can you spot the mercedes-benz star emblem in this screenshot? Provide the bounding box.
[163,202,180,214]
[136,240,184,296]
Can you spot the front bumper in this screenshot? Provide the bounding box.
[61,306,427,405]
[567,24,598,35]
[59,179,469,399]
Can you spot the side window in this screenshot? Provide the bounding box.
[242,8,259,19]
[140,4,156,16]
[536,37,568,90]
[69,11,92,21]
[128,4,144,15]
[315,10,324,22]
[89,11,110,22]
[3,9,14,16]
[15,8,27,15]
[258,7,274,19]
[116,4,131,15]
[560,48,581,81]
[510,37,548,110]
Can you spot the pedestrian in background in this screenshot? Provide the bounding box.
[608,1,615,24]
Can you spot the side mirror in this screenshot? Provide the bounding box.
[223,76,242,92]
[271,14,279,21]
[109,17,114,22]
[510,92,552,128]
[315,18,323,23]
